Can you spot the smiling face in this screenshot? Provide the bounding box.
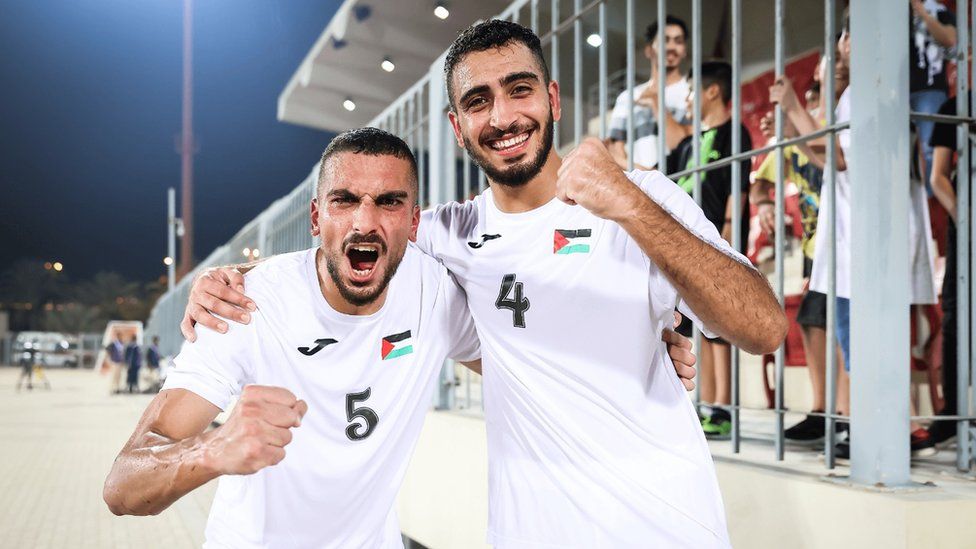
[447,41,561,188]
[310,152,420,311]
[645,23,687,71]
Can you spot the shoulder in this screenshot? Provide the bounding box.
[421,196,482,237]
[243,248,314,303]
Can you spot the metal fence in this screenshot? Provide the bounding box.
[146,0,976,484]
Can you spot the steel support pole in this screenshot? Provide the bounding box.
[823,0,839,470]
[849,0,911,487]
[691,0,701,200]
[178,0,195,279]
[730,0,742,454]
[598,2,608,140]
[959,0,973,471]
[772,0,786,461]
[167,188,176,292]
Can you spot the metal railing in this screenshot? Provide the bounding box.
[146,0,976,482]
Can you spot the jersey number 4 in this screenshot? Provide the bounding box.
[345,388,379,441]
[495,274,530,328]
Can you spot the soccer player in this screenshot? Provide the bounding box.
[103,129,483,548]
[184,20,786,547]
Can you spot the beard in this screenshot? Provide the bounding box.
[462,109,554,188]
[323,234,405,307]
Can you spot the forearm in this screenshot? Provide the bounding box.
[931,173,957,221]
[922,12,957,47]
[614,191,786,354]
[104,430,219,516]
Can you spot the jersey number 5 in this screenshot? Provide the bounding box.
[345,388,379,441]
[495,274,530,328]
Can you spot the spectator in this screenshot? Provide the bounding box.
[910,0,957,189]
[772,18,939,458]
[145,336,162,392]
[106,334,125,395]
[124,335,142,394]
[667,60,752,438]
[926,92,973,445]
[16,339,38,392]
[753,52,851,443]
[608,15,691,170]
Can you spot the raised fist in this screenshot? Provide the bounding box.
[204,385,308,476]
[555,137,644,221]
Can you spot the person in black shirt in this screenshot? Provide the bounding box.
[667,60,752,438]
[926,94,972,444]
[910,0,957,190]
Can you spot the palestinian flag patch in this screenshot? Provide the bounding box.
[553,229,592,255]
[381,330,414,360]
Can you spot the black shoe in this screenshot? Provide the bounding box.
[926,418,960,445]
[911,429,938,458]
[785,414,826,442]
[833,441,850,461]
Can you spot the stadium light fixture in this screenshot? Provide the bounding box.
[163,256,174,266]
[434,2,449,20]
[242,247,251,258]
[381,56,395,72]
[586,33,602,48]
[343,98,357,112]
[53,262,63,272]
[252,248,261,259]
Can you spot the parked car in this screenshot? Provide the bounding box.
[13,332,79,368]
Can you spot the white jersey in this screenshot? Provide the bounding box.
[418,170,744,548]
[609,78,691,169]
[163,247,479,549]
[810,87,852,298]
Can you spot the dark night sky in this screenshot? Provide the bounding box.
[0,0,342,283]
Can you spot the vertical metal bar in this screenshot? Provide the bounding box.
[729,0,741,454]
[823,0,839,470]
[531,0,539,34]
[773,0,786,462]
[958,0,973,471]
[598,2,608,140]
[552,0,561,150]
[479,168,487,192]
[418,88,427,208]
[970,1,976,473]
[574,0,583,144]
[656,0,667,171]
[849,0,911,487]
[626,0,635,171]
[167,187,176,292]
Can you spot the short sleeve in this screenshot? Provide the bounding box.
[438,269,480,362]
[754,148,777,183]
[630,170,755,338]
[162,316,257,411]
[608,89,630,142]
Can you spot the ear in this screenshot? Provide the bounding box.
[547,80,562,122]
[309,198,321,237]
[643,43,654,61]
[409,204,421,242]
[448,110,466,148]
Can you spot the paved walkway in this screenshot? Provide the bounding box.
[0,366,214,549]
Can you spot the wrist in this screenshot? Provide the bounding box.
[608,180,648,223]
[194,429,225,478]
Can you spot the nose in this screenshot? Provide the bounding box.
[351,198,380,235]
[490,95,517,132]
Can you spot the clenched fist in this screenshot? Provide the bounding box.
[556,137,644,221]
[204,385,308,476]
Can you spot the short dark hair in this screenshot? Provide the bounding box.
[690,61,732,103]
[318,127,418,199]
[444,19,550,110]
[646,15,688,43]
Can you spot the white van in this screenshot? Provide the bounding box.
[13,332,79,368]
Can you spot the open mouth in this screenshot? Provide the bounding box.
[345,244,380,281]
[486,130,532,157]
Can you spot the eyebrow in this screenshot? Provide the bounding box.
[327,189,409,201]
[457,71,541,107]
